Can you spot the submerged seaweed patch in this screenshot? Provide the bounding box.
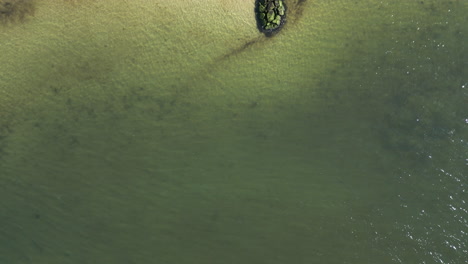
[0,0,35,25]
[255,0,287,36]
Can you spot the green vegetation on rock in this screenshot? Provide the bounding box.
[255,0,286,35]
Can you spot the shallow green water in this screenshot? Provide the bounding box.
[0,0,466,263]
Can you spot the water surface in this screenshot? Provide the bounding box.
[0,0,466,263]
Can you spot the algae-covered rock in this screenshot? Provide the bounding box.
[255,0,286,36]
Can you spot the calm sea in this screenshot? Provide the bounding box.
[0,0,466,263]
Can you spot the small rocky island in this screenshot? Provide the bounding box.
[255,0,287,36]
